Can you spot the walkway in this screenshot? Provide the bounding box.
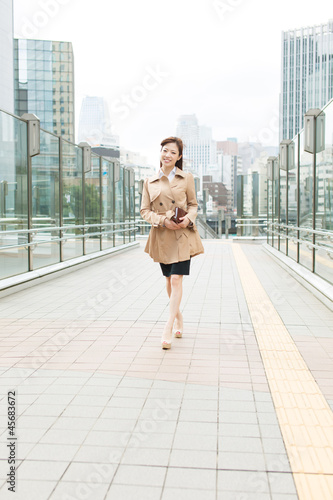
[0,240,332,499]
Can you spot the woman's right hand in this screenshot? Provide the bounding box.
[164,218,181,230]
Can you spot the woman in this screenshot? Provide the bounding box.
[140,136,204,350]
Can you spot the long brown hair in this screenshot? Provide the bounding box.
[160,136,184,170]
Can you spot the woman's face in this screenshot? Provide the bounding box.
[160,142,182,169]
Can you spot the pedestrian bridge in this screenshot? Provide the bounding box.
[0,239,332,500]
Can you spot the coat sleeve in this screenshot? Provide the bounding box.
[186,172,198,224]
[140,178,167,228]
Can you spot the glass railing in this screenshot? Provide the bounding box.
[236,98,333,284]
[236,172,267,237]
[0,109,136,281]
[266,99,333,284]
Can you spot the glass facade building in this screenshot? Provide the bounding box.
[14,39,74,143]
[176,114,217,175]
[78,96,119,148]
[0,0,14,113]
[281,20,333,140]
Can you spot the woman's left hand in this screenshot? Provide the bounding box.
[178,216,190,228]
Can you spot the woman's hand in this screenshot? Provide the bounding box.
[164,218,181,230]
[178,216,191,228]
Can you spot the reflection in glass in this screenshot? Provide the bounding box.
[115,166,124,247]
[31,130,60,269]
[314,107,333,283]
[0,112,28,279]
[279,169,287,254]
[62,141,83,260]
[102,159,114,250]
[85,155,101,254]
[287,137,298,262]
[299,131,314,271]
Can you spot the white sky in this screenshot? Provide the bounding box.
[13,0,333,165]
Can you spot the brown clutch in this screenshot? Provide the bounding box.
[171,207,188,224]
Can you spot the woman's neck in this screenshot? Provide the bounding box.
[161,164,175,176]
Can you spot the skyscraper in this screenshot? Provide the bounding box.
[280,20,333,140]
[176,114,216,175]
[0,0,14,113]
[14,39,75,142]
[216,140,240,211]
[78,96,119,148]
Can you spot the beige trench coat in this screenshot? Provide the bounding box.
[140,168,204,264]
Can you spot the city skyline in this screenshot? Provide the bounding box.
[12,0,333,165]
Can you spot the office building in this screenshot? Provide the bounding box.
[78,96,119,148]
[280,19,333,140]
[0,0,14,113]
[176,114,217,175]
[14,39,75,142]
[216,140,241,211]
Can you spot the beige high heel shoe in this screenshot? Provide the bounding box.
[161,340,172,350]
[161,326,173,350]
[173,313,183,338]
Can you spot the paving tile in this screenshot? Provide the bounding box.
[172,433,217,451]
[127,432,174,449]
[121,447,170,466]
[25,443,80,461]
[162,488,216,500]
[49,481,109,500]
[39,428,89,445]
[105,484,162,500]
[15,460,68,481]
[164,467,216,490]
[0,480,57,500]
[169,449,217,468]
[268,472,298,494]
[218,451,266,471]
[218,436,263,453]
[217,470,269,492]
[218,423,261,438]
[217,493,271,500]
[73,445,123,464]
[113,464,166,486]
[219,411,258,424]
[62,461,116,483]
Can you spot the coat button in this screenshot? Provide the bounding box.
[172,200,175,203]
[160,202,163,205]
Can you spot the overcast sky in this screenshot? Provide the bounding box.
[13,0,332,165]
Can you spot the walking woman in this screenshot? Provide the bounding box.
[140,136,204,349]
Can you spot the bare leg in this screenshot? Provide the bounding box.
[165,276,171,298]
[165,277,182,330]
[162,274,183,342]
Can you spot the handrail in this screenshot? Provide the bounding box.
[267,229,333,254]
[268,222,333,238]
[0,222,137,251]
[0,221,137,236]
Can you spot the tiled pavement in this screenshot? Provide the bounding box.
[0,240,332,499]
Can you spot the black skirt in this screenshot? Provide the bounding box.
[160,259,191,277]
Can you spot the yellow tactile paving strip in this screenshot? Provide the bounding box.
[232,244,333,500]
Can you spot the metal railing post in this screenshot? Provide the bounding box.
[59,137,63,262]
[99,156,103,251]
[21,113,40,271]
